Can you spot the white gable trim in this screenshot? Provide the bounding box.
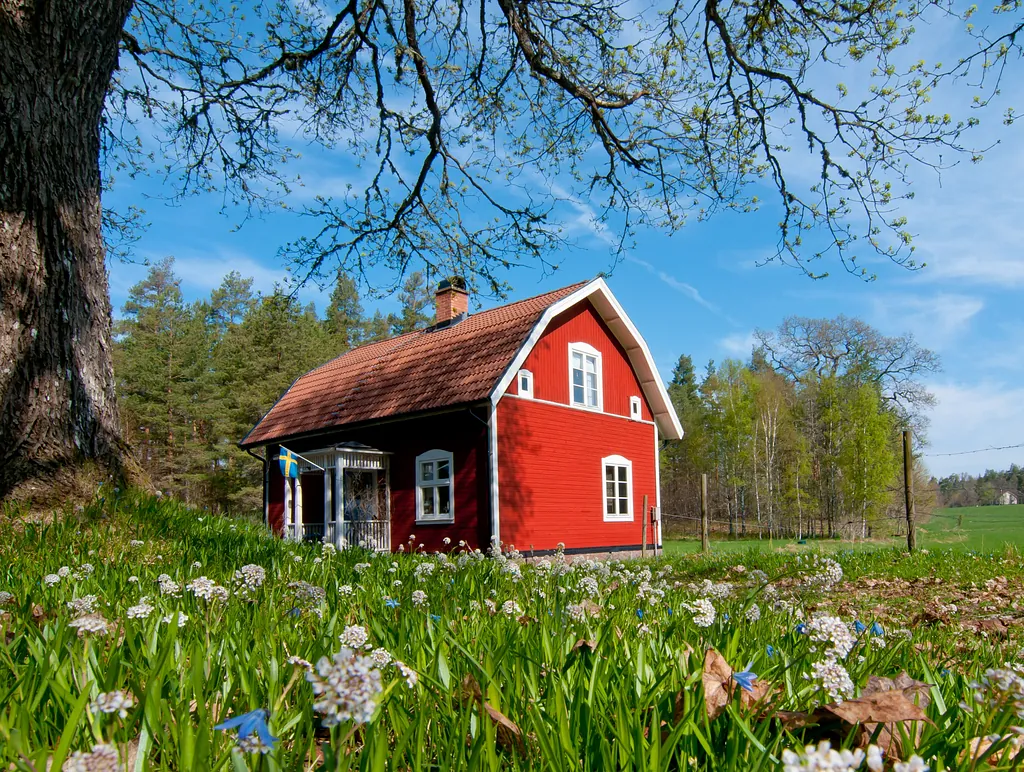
[489,277,684,440]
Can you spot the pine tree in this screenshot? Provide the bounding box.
[392,271,433,335]
[325,270,365,351]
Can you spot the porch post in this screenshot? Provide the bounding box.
[335,455,344,548]
[294,474,303,541]
[283,476,293,539]
[323,467,331,544]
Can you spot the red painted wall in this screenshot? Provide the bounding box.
[267,444,284,534]
[496,397,657,552]
[264,409,491,551]
[507,301,653,421]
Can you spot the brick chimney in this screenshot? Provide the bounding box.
[435,277,469,325]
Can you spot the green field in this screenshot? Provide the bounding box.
[665,504,1024,555]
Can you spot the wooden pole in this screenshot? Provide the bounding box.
[903,429,917,553]
[700,473,710,553]
[641,494,649,558]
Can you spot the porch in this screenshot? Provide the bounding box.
[281,443,391,551]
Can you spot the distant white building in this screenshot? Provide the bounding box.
[999,490,1020,506]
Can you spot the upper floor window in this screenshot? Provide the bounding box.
[415,449,454,523]
[518,369,534,399]
[629,396,642,420]
[569,343,601,410]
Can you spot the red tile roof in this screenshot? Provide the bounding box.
[241,282,588,447]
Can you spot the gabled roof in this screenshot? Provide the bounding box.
[241,282,587,447]
[241,277,683,448]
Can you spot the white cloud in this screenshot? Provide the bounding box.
[923,381,1024,477]
[868,292,984,350]
[623,254,722,315]
[719,331,757,357]
[108,247,330,314]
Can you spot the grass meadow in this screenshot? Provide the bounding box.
[665,504,1024,555]
[4,492,1024,770]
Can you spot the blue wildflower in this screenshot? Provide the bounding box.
[766,645,777,658]
[636,609,643,620]
[430,614,441,622]
[667,607,673,616]
[286,607,301,617]
[795,622,808,635]
[723,613,730,622]
[854,620,867,634]
[870,622,885,636]
[732,670,757,693]
[384,597,399,608]
[215,709,278,752]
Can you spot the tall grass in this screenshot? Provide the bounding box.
[1,491,1023,770]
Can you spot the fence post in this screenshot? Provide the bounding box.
[903,429,917,552]
[700,473,709,553]
[641,494,649,558]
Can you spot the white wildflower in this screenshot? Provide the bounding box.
[44,574,61,586]
[370,647,392,667]
[91,690,135,718]
[745,604,761,623]
[393,660,418,688]
[894,757,930,772]
[68,614,110,636]
[805,615,856,660]
[411,590,427,606]
[502,599,523,616]
[162,611,188,628]
[307,648,383,726]
[126,601,154,620]
[781,740,864,772]
[0,591,13,606]
[686,598,716,628]
[186,577,228,602]
[58,566,72,578]
[232,564,266,596]
[67,595,99,615]
[128,540,144,548]
[62,743,121,772]
[339,584,354,596]
[340,624,369,649]
[808,658,855,702]
[157,575,180,597]
[287,655,313,670]
[578,577,600,598]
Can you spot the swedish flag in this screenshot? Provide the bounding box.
[278,447,299,479]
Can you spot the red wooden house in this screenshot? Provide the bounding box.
[240,277,683,555]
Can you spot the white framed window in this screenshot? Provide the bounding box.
[629,396,642,420]
[518,369,534,399]
[415,449,454,523]
[568,342,602,410]
[602,455,633,521]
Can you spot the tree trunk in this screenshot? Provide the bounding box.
[0,0,136,501]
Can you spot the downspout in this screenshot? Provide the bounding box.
[468,404,500,548]
[245,447,268,525]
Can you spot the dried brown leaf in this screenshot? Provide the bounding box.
[702,649,732,720]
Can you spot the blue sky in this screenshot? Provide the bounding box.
[103,16,1024,480]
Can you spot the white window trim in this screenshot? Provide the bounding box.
[517,369,534,399]
[568,342,603,411]
[602,454,633,522]
[629,396,642,420]
[415,449,455,524]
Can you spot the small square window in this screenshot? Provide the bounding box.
[518,369,534,399]
[629,396,642,420]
